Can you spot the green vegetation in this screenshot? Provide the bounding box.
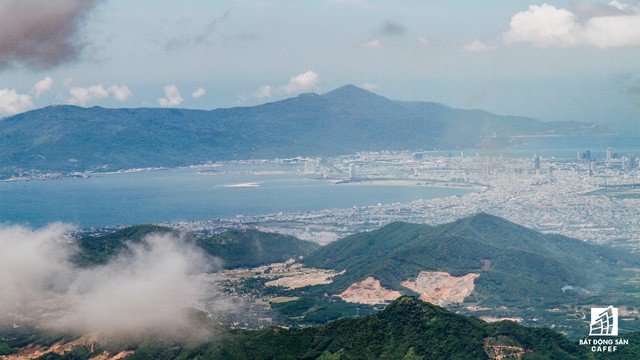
[24,296,619,359]
[270,296,377,325]
[304,213,639,306]
[73,225,318,270]
[196,229,319,269]
[0,85,607,177]
[72,224,176,266]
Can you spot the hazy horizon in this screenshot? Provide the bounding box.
[0,1,639,131]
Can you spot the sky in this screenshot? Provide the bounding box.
[0,0,639,131]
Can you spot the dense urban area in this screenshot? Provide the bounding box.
[171,148,640,249]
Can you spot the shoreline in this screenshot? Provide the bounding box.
[333,178,488,191]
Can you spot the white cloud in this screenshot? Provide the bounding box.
[504,2,640,48]
[107,85,133,102]
[63,77,74,88]
[361,82,379,91]
[608,1,637,13]
[191,87,206,98]
[61,233,211,339]
[252,71,319,101]
[68,85,109,105]
[33,76,53,98]
[0,224,224,341]
[418,35,430,48]
[68,84,133,105]
[0,88,34,116]
[254,85,272,99]
[463,39,491,52]
[361,39,382,49]
[584,14,640,47]
[0,223,76,315]
[158,84,184,107]
[504,4,581,47]
[279,71,319,94]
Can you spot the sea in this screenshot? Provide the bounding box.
[2,133,638,229]
[0,167,472,228]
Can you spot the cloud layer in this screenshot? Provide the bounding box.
[0,0,99,70]
[0,224,223,341]
[504,2,640,48]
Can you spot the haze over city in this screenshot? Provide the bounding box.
[1,0,639,131]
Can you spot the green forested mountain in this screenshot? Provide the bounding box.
[196,228,320,269]
[74,226,318,269]
[5,297,624,359]
[0,85,606,177]
[303,213,637,305]
[73,224,177,266]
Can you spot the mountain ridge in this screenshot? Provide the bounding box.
[303,212,637,306]
[0,85,608,178]
[2,296,621,359]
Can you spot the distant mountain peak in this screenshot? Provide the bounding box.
[322,84,387,100]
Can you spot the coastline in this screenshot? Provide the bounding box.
[333,178,488,191]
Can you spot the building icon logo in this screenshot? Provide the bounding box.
[590,306,618,336]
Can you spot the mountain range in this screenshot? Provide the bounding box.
[73,213,638,313]
[0,85,606,177]
[73,225,319,269]
[304,213,636,306]
[2,297,635,359]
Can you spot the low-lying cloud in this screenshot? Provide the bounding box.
[253,71,319,101]
[158,84,185,107]
[504,2,640,48]
[191,87,206,99]
[33,76,54,98]
[0,224,225,341]
[0,89,34,117]
[68,84,133,105]
[0,0,100,70]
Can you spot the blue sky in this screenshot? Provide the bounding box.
[0,0,639,131]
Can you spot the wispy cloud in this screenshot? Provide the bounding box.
[504,2,640,48]
[0,0,99,70]
[33,76,54,98]
[379,21,405,36]
[361,82,379,91]
[254,85,272,100]
[158,84,185,107]
[361,39,383,49]
[418,35,431,48]
[191,87,206,98]
[165,11,230,51]
[463,39,491,52]
[108,85,133,102]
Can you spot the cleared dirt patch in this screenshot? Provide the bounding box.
[337,277,401,305]
[265,269,343,289]
[401,271,479,306]
[480,316,523,323]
